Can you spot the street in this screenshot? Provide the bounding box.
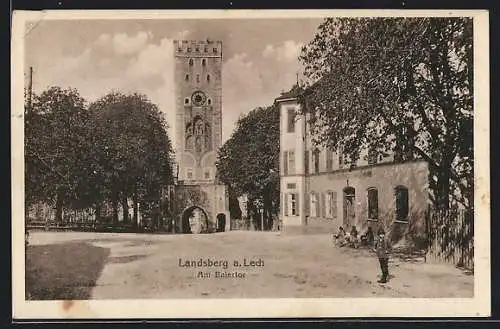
[26,231,473,299]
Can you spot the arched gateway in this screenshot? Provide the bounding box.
[181,206,209,234]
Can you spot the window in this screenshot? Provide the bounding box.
[286,183,296,189]
[367,188,379,220]
[196,74,200,83]
[184,97,190,105]
[313,149,320,174]
[202,59,207,66]
[288,150,295,174]
[213,47,217,53]
[338,144,344,168]
[185,74,189,81]
[204,47,208,53]
[178,47,182,52]
[189,59,194,66]
[187,48,192,53]
[304,150,309,174]
[290,193,298,216]
[326,191,337,218]
[204,168,211,179]
[326,149,333,171]
[207,99,212,105]
[395,186,409,221]
[207,74,211,82]
[195,47,199,52]
[186,168,193,180]
[287,108,296,133]
[283,152,288,175]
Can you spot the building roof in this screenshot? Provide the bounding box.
[274,84,305,102]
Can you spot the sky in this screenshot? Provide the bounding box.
[24,18,324,145]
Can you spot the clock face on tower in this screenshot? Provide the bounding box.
[191,91,207,106]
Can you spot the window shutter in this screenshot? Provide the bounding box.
[321,192,326,218]
[315,192,320,218]
[295,193,300,216]
[331,192,337,218]
[284,193,288,216]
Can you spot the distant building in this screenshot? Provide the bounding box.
[171,39,229,233]
[275,86,429,244]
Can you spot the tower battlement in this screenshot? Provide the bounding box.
[174,40,223,57]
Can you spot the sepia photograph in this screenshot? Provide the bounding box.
[11,10,490,318]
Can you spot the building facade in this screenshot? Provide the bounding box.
[276,90,430,246]
[172,39,229,233]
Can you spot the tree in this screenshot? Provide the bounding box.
[88,92,174,226]
[25,86,91,222]
[216,105,280,230]
[299,17,473,210]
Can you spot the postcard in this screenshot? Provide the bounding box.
[12,9,490,319]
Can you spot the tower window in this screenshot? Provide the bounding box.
[207,74,211,82]
[185,74,189,81]
[189,59,194,66]
[202,59,207,66]
[207,99,212,105]
[184,98,190,105]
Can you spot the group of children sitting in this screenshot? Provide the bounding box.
[333,225,375,249]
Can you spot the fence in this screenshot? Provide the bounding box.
[426,207,474,269]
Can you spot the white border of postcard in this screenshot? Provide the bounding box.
[11,9,490,319]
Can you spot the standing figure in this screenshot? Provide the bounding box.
[374,227,390,283]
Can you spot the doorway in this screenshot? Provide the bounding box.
[343,186,356,228]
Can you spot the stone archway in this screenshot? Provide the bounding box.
[181,206,209,234]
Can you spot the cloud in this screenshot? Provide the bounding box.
[112,31,152,55]
[262,40,303,62]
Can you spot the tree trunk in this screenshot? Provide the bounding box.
[121,195,129,223]
[437,167,451,210]
[112,192,119,224]
[133,191,139,228]
[55,191,63,224]
[95,203,101,222]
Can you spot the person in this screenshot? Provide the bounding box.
[349,226,359,248]
[333,226,346,247]
[361,226,374,247]
[374,227,390,283]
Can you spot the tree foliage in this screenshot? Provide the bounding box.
[216,105,280,229]
[25,87,174,224]
[299,17,473,209]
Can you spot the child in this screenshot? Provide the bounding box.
[333,226,346,247]
[374,227,390,283]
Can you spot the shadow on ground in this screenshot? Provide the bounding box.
[26,242,110,300]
